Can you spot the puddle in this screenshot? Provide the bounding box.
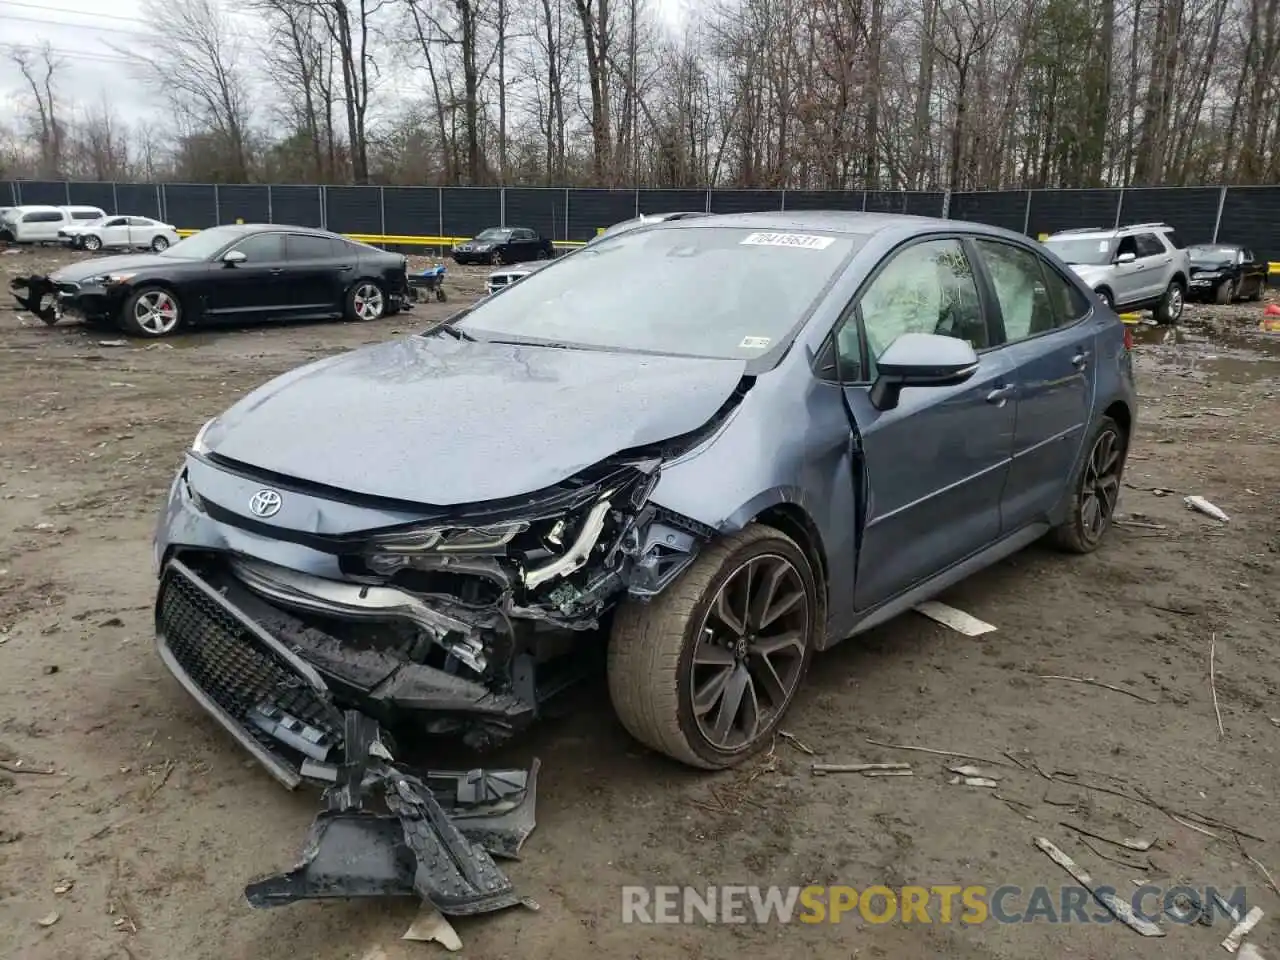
[1130,317,1280,383]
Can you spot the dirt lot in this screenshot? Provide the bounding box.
[0,245,1277,960]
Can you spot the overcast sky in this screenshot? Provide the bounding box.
[0,0,689,130]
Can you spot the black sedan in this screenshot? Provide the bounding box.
[1186,244,1268,303]
[451,226,555,265]
[10,224,412,338]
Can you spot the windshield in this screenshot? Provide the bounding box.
[1043,236,1115,266]
[474,228,511,242]
[1189,245,1236,260]
[157,226,246,259]
[453,225,861,360]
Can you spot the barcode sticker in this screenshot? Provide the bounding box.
[740,232,836,250]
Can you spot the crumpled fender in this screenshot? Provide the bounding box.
[10,275,58,324]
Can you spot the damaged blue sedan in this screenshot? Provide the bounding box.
[151,211,1136,915]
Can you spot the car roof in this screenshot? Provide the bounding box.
[1047,222,1174,240]
[644,209,992,239]
[206,223,342,239]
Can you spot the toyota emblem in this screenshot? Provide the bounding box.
[249,489,283,518]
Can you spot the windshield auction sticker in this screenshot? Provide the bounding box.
[740,232,836,250]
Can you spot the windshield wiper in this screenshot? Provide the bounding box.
[434,323,476,341]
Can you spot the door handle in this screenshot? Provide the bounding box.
[336,264,353,270]
[269,267,285,275]
[986,384,1015,405]
[1071,350,1090,369]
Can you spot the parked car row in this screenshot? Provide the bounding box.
[0,203,182,252]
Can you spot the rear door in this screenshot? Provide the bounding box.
[971,238,1097,531]
[284,233,346,315]
[835,236,1016,610]
[22,209,64,242]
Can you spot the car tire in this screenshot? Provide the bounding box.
[1095,288,1114,309]
[1247,278,1264,302]
[345,280,386,321]
[0,229,13,243]
[83,234,102,252]
[607,523,818,770]
[536,249,549,260]
[1156,279,1184,324]
[489,250,503,266]
[120,286,182,338]
[1214,278,1236,304]
[152,235,170,252]
[1050,415,1127,554]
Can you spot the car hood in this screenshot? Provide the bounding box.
[50,253,193,282]
[1066,263,1112,285]
[489,262,549,278]
[204,333,748,506]
[1189,257,1233,271]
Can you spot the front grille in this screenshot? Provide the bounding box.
[157,565,336,759]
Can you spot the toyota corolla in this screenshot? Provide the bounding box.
[153,210,1135,779]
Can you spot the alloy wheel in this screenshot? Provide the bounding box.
[689,554,810,751]
[1165,284,1183,322]
[84,235,101,251]
[153,235,169,251]
[352,283,384,320]
[134,290,179,336]
[1080,426,1123,545]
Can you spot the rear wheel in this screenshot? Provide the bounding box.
[1050,416,1127,554]
[345,281,386,321]
[121,287,181,337]
[152,235,170,252]
[83,234,102,252]
[607,524,817,769]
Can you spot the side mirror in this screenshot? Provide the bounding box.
[1115,251,1137,264]
[222,250,246,265]
[869,332,979,411]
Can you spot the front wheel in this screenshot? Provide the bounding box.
[1095,288,1114,310]
[607,524,817,769]
[345,280,386,321]
[83,234,102,252]
[121,286,181,337]
[1157,280,1184,325]
[1214,278,1236,305]
[1247,277,1265,302]
[1050,415,1127,554]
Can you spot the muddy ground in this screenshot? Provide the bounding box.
[0,245,1277,960]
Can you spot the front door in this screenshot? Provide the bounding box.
[203,232,291,322]
[836,236,1016,611]
[971,238,1098,530]
[98,217,130,248]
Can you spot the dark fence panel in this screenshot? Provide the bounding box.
[1220,186,1280,263]
[1117,186,1220,246]
[441,188,500,238]
[14,180,66,205]
[116,183,161,219]
[215,184,269,224]
[163,184,218,228]
[1027,189,1121,238]
[866,191,946,216]
[325,185,382,234]
[949,191,1027,232]
[637,189,708,215]
[67,182,115,213]
[2,180,16,205]
[568,189,636,241]
[710,189,783,214]
[383,186,439,236]
[270,185,323,228]
[783,190,864,212]
[504,187,565,239]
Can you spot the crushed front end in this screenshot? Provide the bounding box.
[151,438,716,913]
[11,272,128,326]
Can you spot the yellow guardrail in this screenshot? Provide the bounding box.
[174,227,587,248]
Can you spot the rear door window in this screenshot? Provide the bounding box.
[287,234,338,260]
[1133,233,1165,258]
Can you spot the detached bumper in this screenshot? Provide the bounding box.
[153,557,539,917]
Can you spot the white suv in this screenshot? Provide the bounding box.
[1042,222,1191,324]
[0,205,107,244]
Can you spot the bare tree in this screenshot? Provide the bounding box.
[9,43,64,177]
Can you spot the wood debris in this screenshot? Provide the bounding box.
[1222,906,1264,953]
[913,600,996,636]
[1034,837,1164,937]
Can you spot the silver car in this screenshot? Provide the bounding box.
[1042,222,1191,323]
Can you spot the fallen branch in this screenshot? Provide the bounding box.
[1036,675,1158,704]
[142,759,175,803]
[1210,633,1225,738]
[864,738,1014,768]
[1235,838,1280,902]
[0,760,59,776]
[1078,836,1151,871]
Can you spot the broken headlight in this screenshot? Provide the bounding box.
[364,522,529,572]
